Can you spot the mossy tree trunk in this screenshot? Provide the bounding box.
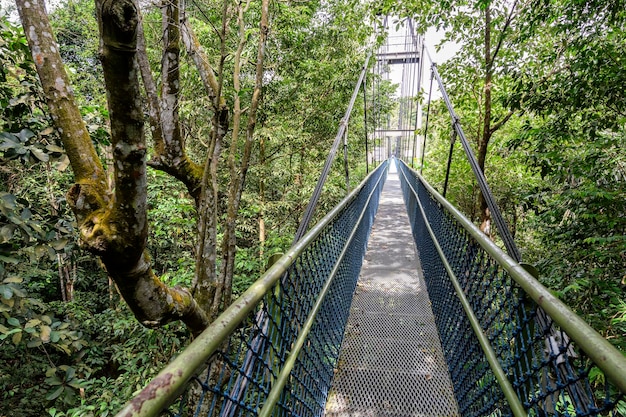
[16,0,268,334]
[16,0,210,333]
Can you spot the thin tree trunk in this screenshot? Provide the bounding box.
[259,133,266,272]
[479,4,493,236]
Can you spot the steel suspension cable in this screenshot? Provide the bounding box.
[424,47,521,262]
[363,73,369,173]
[420,68,434,174]
[343,122,350,193]
[443,130,457,198]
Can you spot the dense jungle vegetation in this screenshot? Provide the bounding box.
[0,0,624,415]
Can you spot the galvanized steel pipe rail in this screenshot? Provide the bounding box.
[398,160,626,416]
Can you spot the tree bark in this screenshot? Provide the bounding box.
[479,3,493,235]
[17,0,209,334]
[137,4,203,203]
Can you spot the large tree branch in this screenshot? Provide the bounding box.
[137,5,203,203]
[16,0,109,223]
[180,16,222,109]
[95,0,209,332]
[18,0,209,334]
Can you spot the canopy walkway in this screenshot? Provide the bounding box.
[116,18,626,417]
[325,162,459,417]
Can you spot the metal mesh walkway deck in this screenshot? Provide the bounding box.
[325,163,460,417]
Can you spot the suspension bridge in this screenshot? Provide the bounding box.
[116,18,626,417]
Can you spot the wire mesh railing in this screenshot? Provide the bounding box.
[115,160,388,417]
[397,159,626,417]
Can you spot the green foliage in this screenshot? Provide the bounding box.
[502,0,626,350]
[513,128,626,347]
[147,169,196,287]
[1,128,68,167]
[0,14,41,132]
[49,0,104,111]
[0,276,89,415]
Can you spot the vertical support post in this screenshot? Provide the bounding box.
[363,72,369,174]
[443,128,457,198]
[412,42,425,168]
[343,123,350,194]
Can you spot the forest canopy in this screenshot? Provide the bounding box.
[1,0,624,415]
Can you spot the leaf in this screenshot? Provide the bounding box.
[45,375,63,385]
[50,330,60,343]
[27,339,42,348]
[41,315,52,325]
[65,366,75,381]
[10,285,25,298]
[46,385,64,401]
[0,133,19,150]
[34,245,48,259]
[7,317,20,327]
[53,155,70,171]
[0,255,19,264]
[25,318,41,328]
[12,330,22,344]
[0,192,17,209]
[18,128,35,143]
[45,144,64,153]
[56,344,71,355]
[0,324,8,333]
[50,239,68,251]
[3,276,22,284]
[20,207,32,221]
[31,147,49,162]
[40,325,51,342]
[0,285,12,300]
[0,225,16,242]
[40,127,55,136]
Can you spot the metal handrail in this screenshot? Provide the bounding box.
[398,159,626,396]
[398,161,527,417]
[258,164,387,416]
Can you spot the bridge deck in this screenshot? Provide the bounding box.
[325,164,460,416]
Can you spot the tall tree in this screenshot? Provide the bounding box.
[506,0,626,346]
[15,0,269,334]
[382,0,525,234]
